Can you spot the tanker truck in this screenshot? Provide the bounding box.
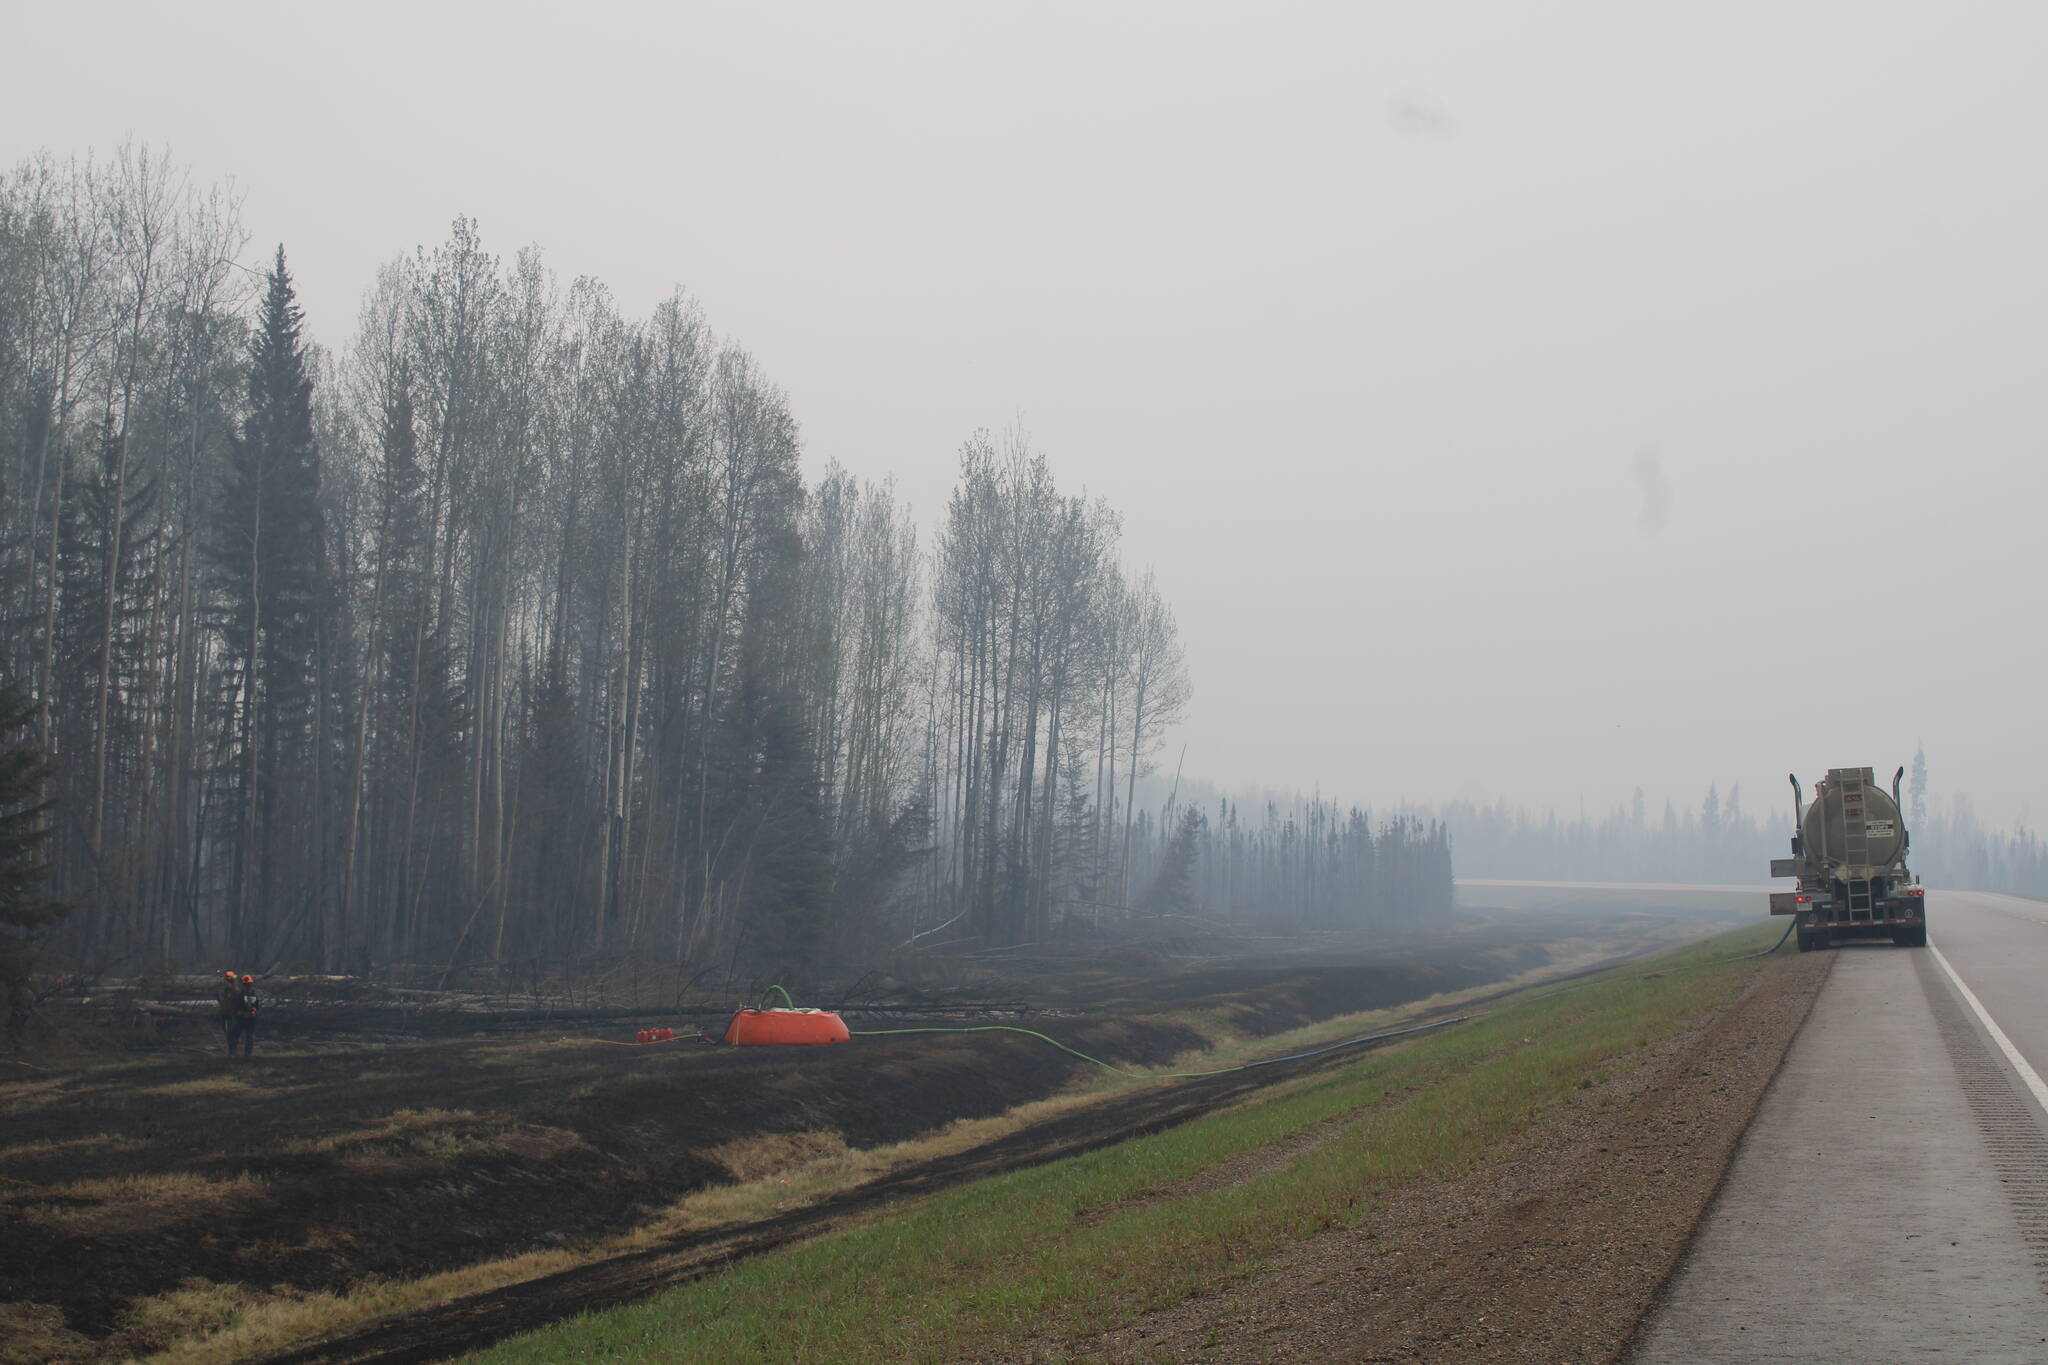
[1769,766,1927,951]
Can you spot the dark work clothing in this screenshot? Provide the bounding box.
[217,981,242,1049]
[224,982,257,1055]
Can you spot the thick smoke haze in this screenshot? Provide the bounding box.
[9,0,2041,829]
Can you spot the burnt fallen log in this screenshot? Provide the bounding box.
[134,1002,220,1019]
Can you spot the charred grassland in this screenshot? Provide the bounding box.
[0,927,1620,1363]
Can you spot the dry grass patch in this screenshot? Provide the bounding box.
[139,1076,259,1100]
[281,1107,588,1169]
[286,1106,474,1152]
[0,1131,146,1164]
[363,1104,476,1130]
[0,1076,74,1116]
[1149,1005,1257,1044]
[8,1170,268,1237]
[707,1129,847,1182]
[621,1083,1132,1248]
[1,1300,97,1364]
[131,1249,588,1365]
[114,1280,260,1357]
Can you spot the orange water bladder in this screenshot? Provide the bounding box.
[722,1007,851,1046]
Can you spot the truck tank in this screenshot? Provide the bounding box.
[1770,765,1925,951]
[1801,779,1905,871]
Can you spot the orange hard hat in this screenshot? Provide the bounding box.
[241,974,253,984]
[224,969,237,978]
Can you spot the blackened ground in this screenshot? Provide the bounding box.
[249,1017,1462,1365]
[0,904,1730,1358]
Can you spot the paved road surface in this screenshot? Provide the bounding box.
[1456,879,1771,893]
[1633,890,2048,1361]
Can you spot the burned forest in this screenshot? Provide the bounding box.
[0,146,1451,993]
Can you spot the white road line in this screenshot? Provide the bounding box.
[1929,942,2048,1118]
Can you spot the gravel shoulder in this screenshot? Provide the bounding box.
[1632,943,2048,1362]
[1044,947,1833,1364]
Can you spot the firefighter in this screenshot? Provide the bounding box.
[216,970,242,1052]
[228,974,259,1056]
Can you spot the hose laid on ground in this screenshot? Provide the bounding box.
[566,1030,709,1048]
[1643,917,1797,969]
[569,928,1792,1057]
[562,1013,1473,1072]
[1737,917,1799,959]
[1512,920,1797,1009]
[849,1013,1477,1081]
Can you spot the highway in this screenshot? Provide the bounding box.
[1633,890,2048,1361]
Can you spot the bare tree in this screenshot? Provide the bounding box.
[1117,569,1189,907]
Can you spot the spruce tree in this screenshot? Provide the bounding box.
[210,247,326,957]
[0,656,65,1012]
[1140,806,1204,916]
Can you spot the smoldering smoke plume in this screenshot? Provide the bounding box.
[1633,452,1671,537]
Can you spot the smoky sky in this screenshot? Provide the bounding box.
[8,0,2044,829]
[1633,455,1671,539]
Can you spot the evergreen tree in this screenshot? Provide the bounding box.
[0,656,65,1012]
[209,246,327,959]
[1055,744,1100,922]
[706,678,834,982]
[826,797,931,959]
[1140,806,1204,916]
[511,656,585,959]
